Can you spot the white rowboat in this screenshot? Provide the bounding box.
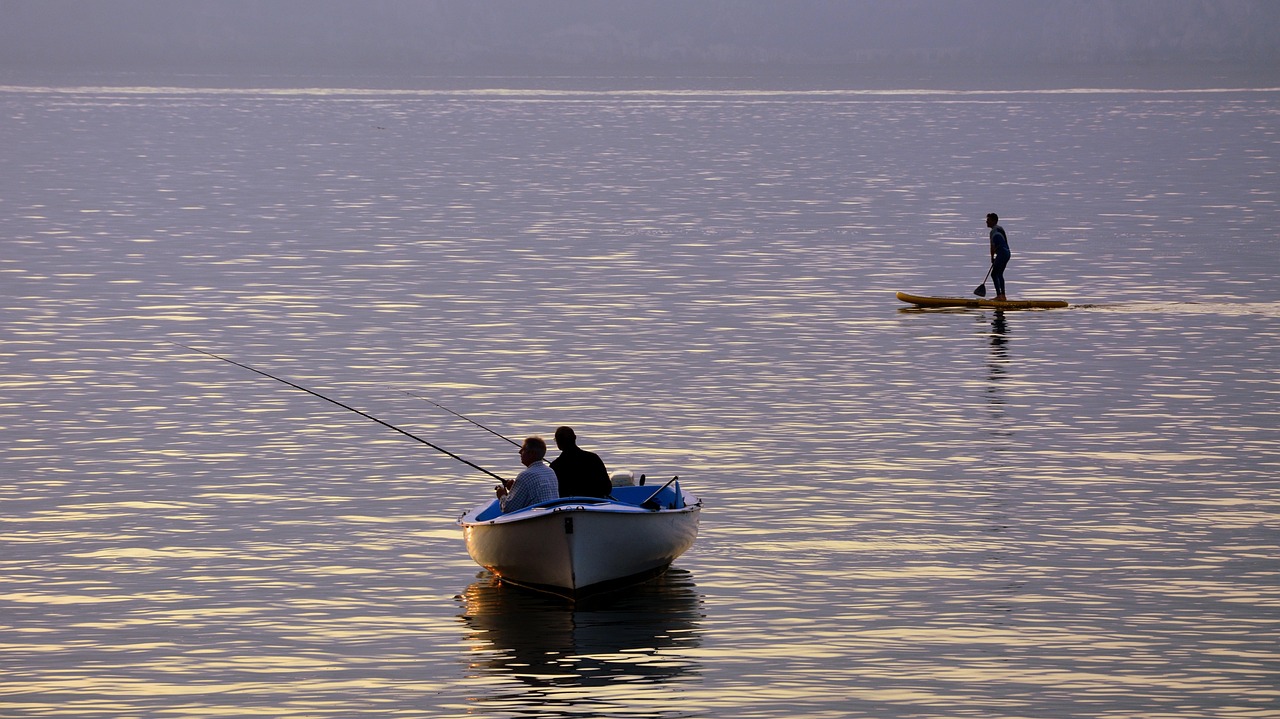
[459,479,701,597]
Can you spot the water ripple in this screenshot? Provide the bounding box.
[2,86,1278,718]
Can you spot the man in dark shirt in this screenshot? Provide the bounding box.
[987,212,1012,301]
[550,426,612,498]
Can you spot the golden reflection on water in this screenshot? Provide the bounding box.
[3,86,1279,718]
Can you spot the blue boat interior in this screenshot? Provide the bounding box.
[472,481,686,522]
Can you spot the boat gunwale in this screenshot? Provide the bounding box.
[458,491,702,527]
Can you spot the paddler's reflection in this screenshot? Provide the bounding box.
[456,568,704,688]
[985,310,1010,384]
[983,310,1012,425]
[989,310,1009,360]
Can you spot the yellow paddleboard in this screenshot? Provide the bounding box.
[897,291,1068,310]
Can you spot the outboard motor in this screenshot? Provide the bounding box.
[610,470,641,487]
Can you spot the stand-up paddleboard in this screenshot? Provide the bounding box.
[897,291,1068,310]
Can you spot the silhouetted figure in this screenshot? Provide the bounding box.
[550,426,612,498]
[987,212,1011,301]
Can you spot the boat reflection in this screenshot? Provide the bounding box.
[457,568,704,688]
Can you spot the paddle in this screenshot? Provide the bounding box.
[973,264,993,297]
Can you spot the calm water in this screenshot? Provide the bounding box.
[2,82,1279,718]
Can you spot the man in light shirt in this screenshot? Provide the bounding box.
[495,436,559,513]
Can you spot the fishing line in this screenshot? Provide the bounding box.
[169,342,506,482]
[398,389,519,446]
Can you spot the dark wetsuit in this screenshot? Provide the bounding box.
[550,446,612,498]
[990,224,1011,297]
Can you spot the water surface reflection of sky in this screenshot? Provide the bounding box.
[1,85,1278,718]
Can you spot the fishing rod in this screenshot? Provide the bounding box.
[398,389,519,447]
[169,342,507,482]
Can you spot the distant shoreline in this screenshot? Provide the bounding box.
[1,61,1276,93]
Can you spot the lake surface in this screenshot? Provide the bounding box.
[2,81,1278,718]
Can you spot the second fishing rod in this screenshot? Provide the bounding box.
[172,342,508,482]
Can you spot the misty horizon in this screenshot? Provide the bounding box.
[3,0,1279,88]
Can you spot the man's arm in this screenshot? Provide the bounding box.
[499,471,530,512]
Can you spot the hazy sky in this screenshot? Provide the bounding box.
[3,0,1278,83]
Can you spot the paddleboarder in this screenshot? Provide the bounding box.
[987,213,1011,301]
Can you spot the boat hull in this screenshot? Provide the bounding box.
[459,484,700,597]
[897,291,1068,310]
